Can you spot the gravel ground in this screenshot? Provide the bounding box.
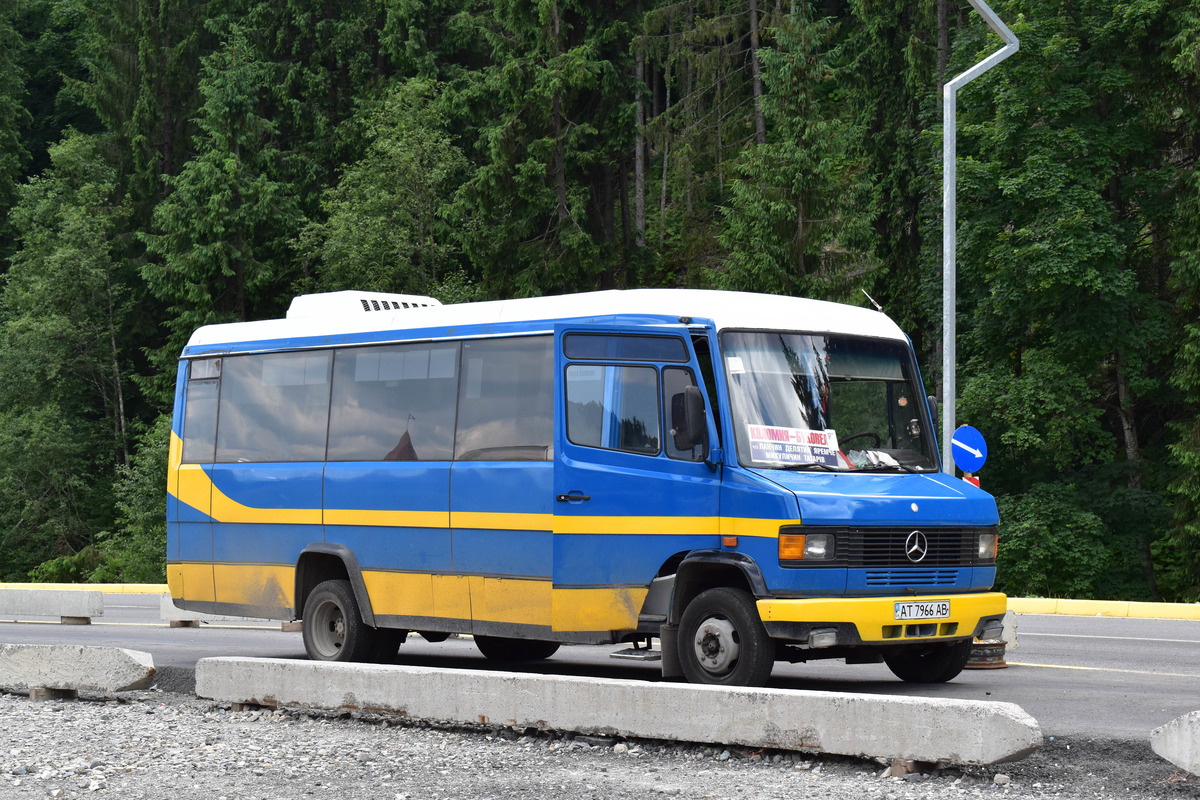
[0,684,1196,800]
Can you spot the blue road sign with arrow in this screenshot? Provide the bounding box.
[951,425,988,474]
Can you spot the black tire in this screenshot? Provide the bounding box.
[883,639,973,683]
[369,628,408,664]
[302,579,376,663]
[474,635,560,661]
[417,631,451,643]
[678,587,774,687]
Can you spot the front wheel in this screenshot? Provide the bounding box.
[474,636,560,661]
[883,639,973,683]
[678,587,774,687]
[302,579,375,663]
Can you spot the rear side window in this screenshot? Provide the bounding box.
[181,358,221,464]
[455,337,554,461]
[215,352,332,462]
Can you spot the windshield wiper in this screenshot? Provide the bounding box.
[854,463,927,473]
[776,462,840,472]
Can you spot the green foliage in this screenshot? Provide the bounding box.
[27,546,103,583]
[995,484,1111,598]
[89,414,170,583]
[0,3,31,267]
[296,78,471,295]
[718,5,876,300]
[0,130,134,580]
[141,22,303,397]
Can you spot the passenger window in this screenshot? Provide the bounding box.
[566,364,661,455]
[455,337,554,461]
[215,352,332,462]
[181,359,221,463]
[327,343,459,461]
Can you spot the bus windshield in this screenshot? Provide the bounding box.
[721,330,937,472]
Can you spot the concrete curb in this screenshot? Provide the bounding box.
[1007,598,1200,620]
[0,588,103,624]
[196,657,1042,765]
[0,583,169,594]
[1152,710,1200,775]
[0,643,156,695]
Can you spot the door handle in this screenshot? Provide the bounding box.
[556,493,591,502]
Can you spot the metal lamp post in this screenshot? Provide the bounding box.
[942,0,1019,475]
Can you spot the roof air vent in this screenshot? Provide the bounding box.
[287,291,442,319]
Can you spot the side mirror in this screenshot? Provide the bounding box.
[671,385,709,458]
[927,395,939,433]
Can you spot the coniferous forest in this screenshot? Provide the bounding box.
[2,0,1200,601]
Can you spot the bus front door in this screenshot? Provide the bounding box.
[552,323,722,640]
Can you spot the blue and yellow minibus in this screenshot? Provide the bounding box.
[167,288,1006,686]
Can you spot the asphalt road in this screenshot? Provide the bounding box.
[2,594,1198,742]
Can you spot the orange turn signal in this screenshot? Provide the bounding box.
[722,536,739,548]
[778,533,807,561]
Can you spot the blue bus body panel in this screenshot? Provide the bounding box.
[755,469,1000,527]
[450,461,554,579]
[210,463,325,512]
[325,462,452,572]
[213,523,321,565]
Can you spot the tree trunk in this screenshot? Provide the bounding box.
[635,47,646,249]
[749,0,766,146]
[551,2,569,223]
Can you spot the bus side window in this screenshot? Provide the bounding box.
[326,343,459,462]
[215,352,332,463]
[455,337,554,461]
[181,358,221,464]
[565,364,661,455]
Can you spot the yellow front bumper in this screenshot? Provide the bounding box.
[757,591,1007,644]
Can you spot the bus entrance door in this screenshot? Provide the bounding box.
[552,323,722,638]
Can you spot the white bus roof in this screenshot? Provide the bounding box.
[184,289,907,352]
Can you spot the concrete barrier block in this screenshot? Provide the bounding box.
[0,644,155,693]
[0,588,103,622]
[196,657,1041,765]
[1152,710,1200,774]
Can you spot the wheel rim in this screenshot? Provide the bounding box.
[692,616,739,675]
[311,599,347,658]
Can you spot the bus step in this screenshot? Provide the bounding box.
[609,647,662,662]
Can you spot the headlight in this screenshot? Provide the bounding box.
[779,532,835,562]
[977,532,998,560]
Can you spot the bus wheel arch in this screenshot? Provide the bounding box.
[295,544,376,627]
[667,552,767,626]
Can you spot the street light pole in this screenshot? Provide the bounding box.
[942,0,1019,475]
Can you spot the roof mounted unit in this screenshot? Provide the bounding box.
[286,291,442,319]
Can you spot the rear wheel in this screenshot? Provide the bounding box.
[302,579,375,663]
[678,587,774,687]
[883,639,973,683]
[474,636,560,661]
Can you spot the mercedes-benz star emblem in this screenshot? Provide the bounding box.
[905,530,929,563]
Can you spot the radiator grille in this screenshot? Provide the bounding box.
[781,525,995,569]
